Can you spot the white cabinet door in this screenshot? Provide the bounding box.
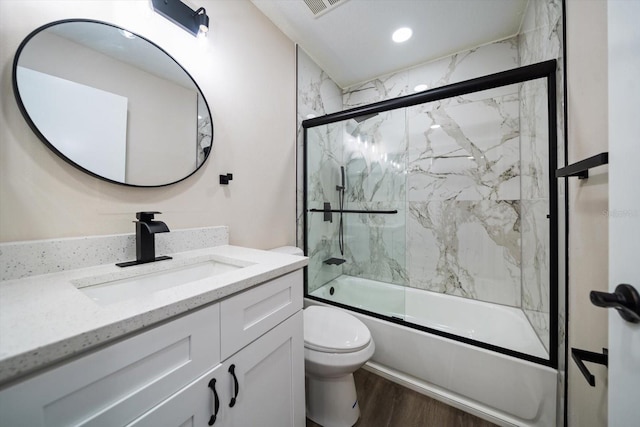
[220,270,303,360]
[225,311,304,427]
[129,311,305,427]
[127,363,228,427]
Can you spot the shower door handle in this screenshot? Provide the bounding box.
[590,284,640,323]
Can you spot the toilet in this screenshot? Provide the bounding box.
[304,305,375,427]
[270,246,375,427]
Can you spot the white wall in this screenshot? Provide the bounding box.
[566,0,609,425]
[0,0,296,249]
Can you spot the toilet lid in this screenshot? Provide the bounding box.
[304,306,371,353]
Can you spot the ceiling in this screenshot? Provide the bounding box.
[50,22,195,89]
[251,0,529,88]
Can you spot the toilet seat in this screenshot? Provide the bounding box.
[304,306,371,353]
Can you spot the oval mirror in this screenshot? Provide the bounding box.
[13,19,213,187]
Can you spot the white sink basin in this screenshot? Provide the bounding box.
[76,257,249,306]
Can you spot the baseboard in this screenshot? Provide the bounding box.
[362,361,522,427]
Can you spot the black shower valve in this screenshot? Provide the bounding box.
[220,173,233,185]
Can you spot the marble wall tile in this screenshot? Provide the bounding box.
[343,109,407,203]
[408,200,521,306]
[306,123,344,205]
[297,49,344,119]
[411,38,520,92]
[343,71,408,109]
[521,200,551,312]
[403,81,524,306]
[342,203,408,286]
[524,309,550,351]
[344,38,519,109]
[340,40,523,297]
[407,88,521,202]
[519,79,550,201]
[296,48,343,254]
[521,198,551,352]
[518,0,564,354]
[306,210,343,293]
[519,0,562,67]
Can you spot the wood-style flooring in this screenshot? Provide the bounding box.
[306,369,497,427]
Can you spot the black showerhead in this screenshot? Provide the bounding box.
[352,112,379,123]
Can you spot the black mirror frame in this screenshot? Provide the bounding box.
[12,19,214,188]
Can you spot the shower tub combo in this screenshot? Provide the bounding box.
[308,277,556,426]
[302,62,561,426]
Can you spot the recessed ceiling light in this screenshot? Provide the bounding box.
[392,27,413,43]
[414,84,428,92]
[430,124,441,129]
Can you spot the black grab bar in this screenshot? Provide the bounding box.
[309,208,398,215]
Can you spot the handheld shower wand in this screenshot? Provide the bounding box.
[323,166,347,265]
[336,166,345,191]
[337,166,345,256]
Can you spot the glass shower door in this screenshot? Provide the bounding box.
[305,109,408,319]
[303,61,559,364]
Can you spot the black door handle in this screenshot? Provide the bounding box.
[208,378,220,425]
[590,283,640,323]
[228,364,239,407]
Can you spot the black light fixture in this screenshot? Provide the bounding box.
[151,0,209,36]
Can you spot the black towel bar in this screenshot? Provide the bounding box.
[309,208,398,215]
[571,347,608,387]
[556,152,608,179]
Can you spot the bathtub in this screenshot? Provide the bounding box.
[307,275,558,427]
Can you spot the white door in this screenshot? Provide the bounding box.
[607,0,640,425]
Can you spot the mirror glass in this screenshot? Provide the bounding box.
[13,20,213,187]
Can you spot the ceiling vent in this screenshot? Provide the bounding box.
[303,0,349,18]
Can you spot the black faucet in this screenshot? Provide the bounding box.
[116,211,172,267]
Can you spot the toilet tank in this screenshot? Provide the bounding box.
[269,246,304,256]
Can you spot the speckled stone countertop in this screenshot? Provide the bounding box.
[0,245,307,386]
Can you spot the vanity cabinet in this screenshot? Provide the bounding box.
[130,311,303,427]
[0,270,304,427]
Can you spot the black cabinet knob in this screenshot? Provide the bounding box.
[590,284,640,323]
